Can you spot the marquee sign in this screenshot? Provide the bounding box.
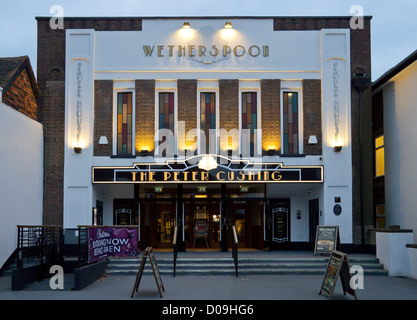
[92,155,323,184]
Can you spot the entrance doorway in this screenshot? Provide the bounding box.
[226,199,265,249]
[184,200,221,249]
[139,200,176,249]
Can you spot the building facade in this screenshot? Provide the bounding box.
[372,50,417,243]
[36,16,373,252]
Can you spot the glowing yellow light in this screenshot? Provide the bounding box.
[73,140,86,149]
[224,22,232,29]
[182,22,191,29]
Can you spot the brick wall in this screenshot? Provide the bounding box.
[2,68,38,120]
[178,80,197,152]
[135,80,155,153]
[94,80,113,156]
[219,79,239,152]
[302,79,322,155]
[261,79,281,154]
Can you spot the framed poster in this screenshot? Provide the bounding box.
[272,207,289,243]
[319,250,357,300]
[194,219,209,237]
[314,225,340,255]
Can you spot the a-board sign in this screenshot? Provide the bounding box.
[131,247,165,298]
[314,225,340,255]
[148,247,165,298]
[319,250,357,300]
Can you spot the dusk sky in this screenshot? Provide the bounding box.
[0,0,416,81]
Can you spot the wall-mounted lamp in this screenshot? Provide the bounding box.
[308,135,318,144]
[267,149,276,156]
[334,145,343,152]
[98,136,108,147]
[224,22,232,29]
[74,146,82,154]
[182,22,191,29]
[140,149,149,156]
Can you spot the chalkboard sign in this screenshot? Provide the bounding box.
[131,247,165,298]
[314,225,340,255]
[319,250,357,300]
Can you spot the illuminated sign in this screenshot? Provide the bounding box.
[92,155,323,184]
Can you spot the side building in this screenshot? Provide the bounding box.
[35,16,374,252]
[0,56,43,270]
[372,50,417,242]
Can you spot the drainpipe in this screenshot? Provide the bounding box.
[352,72,371,252]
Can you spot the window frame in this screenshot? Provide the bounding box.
[238,88,262,157]
[154,87,178,157]
[112,89,136,156]
[280,87,303,155]
[375,134,385,177]
[197,89,219,155]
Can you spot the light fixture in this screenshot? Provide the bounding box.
[74,146,82,154]
[98,136,108,146]
[182,22,191,29]
[308,135,318,144]
[140,149,149,156]
[198,154,218,171]
[224,22,232,29]
[268,149,276,156]
[334,145,343,152]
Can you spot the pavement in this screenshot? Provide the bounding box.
[1,250,417,320]
[1,250,417,302]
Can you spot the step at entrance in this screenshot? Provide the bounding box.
[105,255,388,276]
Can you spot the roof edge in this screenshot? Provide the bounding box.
[373,49,417,92]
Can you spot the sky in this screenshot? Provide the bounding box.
[0,0,416,81]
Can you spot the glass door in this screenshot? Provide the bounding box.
[227,199,264,249]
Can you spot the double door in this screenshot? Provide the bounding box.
[138,198,294,251]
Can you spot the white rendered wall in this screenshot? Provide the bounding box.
[63,29,95,228]
[0,96,43,268]
[383,61,417,243]
[320,29,353,244]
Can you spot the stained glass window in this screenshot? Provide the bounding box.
[117,92,132,155]
[283,92,299,154]
[200,92,216,154]
[158,92,175,155]
[241,92,257,157]
[159,92,175,132]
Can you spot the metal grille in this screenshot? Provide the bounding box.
[16,225,63,269]
[78,227,89,266]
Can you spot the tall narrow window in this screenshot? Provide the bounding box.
[283,92,299,154]
[375,135,385,177]
[158,92,175,155]
[117,92,133,155]
[241,92,257,157]
[200,92,216,154]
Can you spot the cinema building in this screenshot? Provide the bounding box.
[36,16,373,252]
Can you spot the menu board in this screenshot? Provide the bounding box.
[272,207,289,242]
[319,250,357,300]
[314,225,340,255]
